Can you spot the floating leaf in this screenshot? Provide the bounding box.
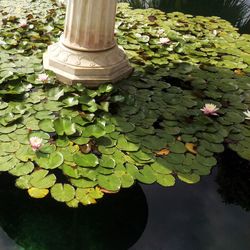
[30,169,56,189]
[39,119,55,132]
[156,174,175,187]
[178,173,200,184]
[28,188,49,199]
[99,155,116,169]
[15,175,32,190]
[185,143,197,154]
[9,162,34,176]
[121,173,134,188]
[136,166,157,184]
[155,148,170,156]
[151,159,172,175]
[35,152,64,169]
[98,174,121,192]
[117,135,140,152]
[73,153,99,167]
[50,184,75,202]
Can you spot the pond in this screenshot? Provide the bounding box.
[119,0,250,33]
[1,1,250,250]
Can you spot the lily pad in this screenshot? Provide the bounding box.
[98,174,121,192]
[73,153,99,167]
[28,187,49,199]
[50,183,76,202]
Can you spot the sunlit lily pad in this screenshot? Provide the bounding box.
[50,183,75,202]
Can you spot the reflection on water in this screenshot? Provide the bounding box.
[130,150,250,250]
[217,149,250,211]
[119,0,250,33]
[0,175,148,250]
[1,150,250,250]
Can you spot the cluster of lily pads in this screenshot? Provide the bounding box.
[0,1,250,207]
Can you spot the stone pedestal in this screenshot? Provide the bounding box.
[43,0,133,87]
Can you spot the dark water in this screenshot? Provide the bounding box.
[1,149,250,250]
[120,0,250,34]
[1,1,250,249]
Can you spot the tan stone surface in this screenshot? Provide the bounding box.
[43,0,133,86]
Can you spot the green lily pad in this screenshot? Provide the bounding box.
[81,124,106,138]
[121,173,134,188]
[50,183,75,202]
[178,173,201,184]
[99,155,116,169]
[30,169,56,189]
[39,119,55,133]
[73,153,99,167]
[169,141,186,153]
[15,145,36,162]
[35,152,64,169]
[151,159,173,174]
[0,157,19,171]
[117,135,140,152]
[15,175,32,189]
[54,118,76,136]
[70,178,97,188]
[9,162,34,176]
[136,165,157,184]
[156,174,175,187]
[98,174,121,192]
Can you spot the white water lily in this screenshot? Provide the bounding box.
[0,40,6,45]
[29,137,43,151]
[243,110,250,120]
[159,37,170,45]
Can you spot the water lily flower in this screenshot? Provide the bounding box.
[37,73,49,83]
[243,110,250,120]
[0,40,6,45]
[19,19,28,28]
[200,103,219,116]
[212,30,218,36]
[157,29,165,35]
[159,37,170,45]
[135,33,142,38]
[29,137,43,151]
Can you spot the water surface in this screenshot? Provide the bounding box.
[1,1,250,249]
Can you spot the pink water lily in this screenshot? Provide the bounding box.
[19,19,28,28]
[200,103,219,116]
[29,137,43,151]
[243,110,250,120]
[37,73,49,83]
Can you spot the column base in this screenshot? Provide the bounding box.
[43,42,133,87]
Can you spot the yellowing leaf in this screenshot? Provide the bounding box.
[99,187,118,194]
[234,69,245,76]
[155,148,170,156]
[185,143,197,154]
[28,187,49,198]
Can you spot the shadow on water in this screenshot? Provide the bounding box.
[119,0,250,33]
[0,174,148,250]
[216,148,250,211]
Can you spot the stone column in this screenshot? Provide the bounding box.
[43,0,133,87]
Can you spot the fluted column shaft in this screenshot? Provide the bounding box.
[62,0,117,51]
